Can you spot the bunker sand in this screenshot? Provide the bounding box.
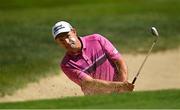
[0,48,179,102]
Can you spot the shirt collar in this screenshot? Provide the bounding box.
[80,37,86,50]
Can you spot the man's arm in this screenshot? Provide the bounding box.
[97,34,128,81]
[81,75,134,95]
[114,57,128,82]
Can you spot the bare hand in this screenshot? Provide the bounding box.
[115,81,134,93]
[123,81,134,91]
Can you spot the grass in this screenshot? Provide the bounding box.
[0,89,180,109]
[0,0,180,95]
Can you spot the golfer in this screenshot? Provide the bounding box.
[52,21,134,95]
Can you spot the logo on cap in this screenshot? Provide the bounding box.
[53,24,65,35]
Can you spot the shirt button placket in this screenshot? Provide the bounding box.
[83,54,92,65]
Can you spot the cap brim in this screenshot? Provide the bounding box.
[54,29,71,39]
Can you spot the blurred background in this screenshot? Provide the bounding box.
[0,0,180,97]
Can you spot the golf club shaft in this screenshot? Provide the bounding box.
[132,40,157,84]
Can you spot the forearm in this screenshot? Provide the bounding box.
[118,63,128,81]
[82,78,119,90]
[114,58,128,82]
[81,78,132,95]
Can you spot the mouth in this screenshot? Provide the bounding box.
[70,43,76,48]
[64,43,75,50]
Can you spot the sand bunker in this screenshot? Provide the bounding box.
[0,48,179,102]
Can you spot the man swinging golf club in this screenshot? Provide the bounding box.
[52,21,134,95]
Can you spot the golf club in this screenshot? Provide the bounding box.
[132,27,159,84]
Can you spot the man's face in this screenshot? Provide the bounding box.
[55,29,79,52]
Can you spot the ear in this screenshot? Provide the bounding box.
[71,28,77,35]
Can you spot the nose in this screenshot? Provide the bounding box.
[64,38,70,44]
[59,38,71,48]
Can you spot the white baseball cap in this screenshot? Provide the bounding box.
[52,21,73,39]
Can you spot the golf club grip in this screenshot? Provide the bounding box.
[132,77,137,84]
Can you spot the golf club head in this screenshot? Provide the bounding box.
[151,27,159,37]
[150,27,159,42]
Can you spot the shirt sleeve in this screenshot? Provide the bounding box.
[96,34,122,61]
[61,64,89,86]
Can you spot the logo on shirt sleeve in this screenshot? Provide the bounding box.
[113,48,118,54]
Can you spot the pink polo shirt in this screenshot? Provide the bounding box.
[61,34,122,86]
